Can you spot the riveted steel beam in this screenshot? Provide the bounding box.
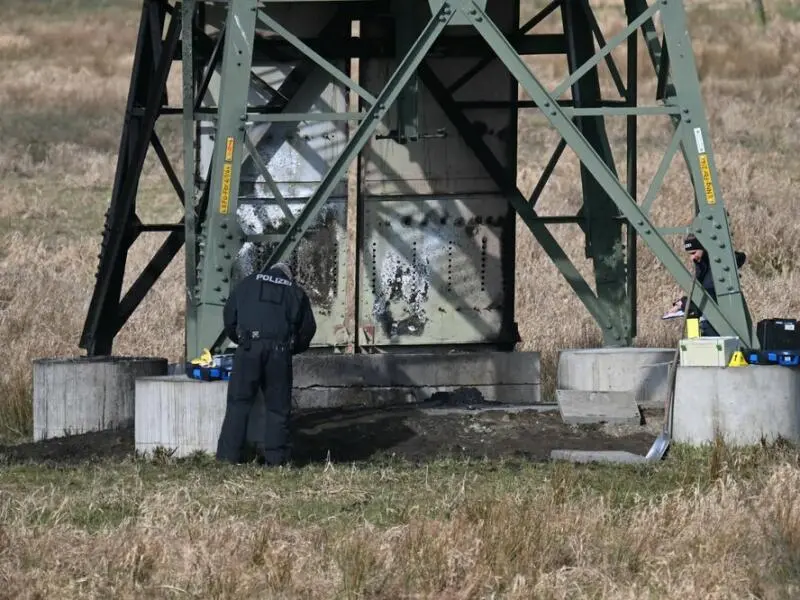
[454,0,755,346]
[80,0,181,355]
[417,61,624,344]
[562,0,630,346]
[625,0,638,338]
[193,0,259,355]
[255,9,378,107]
[659,0,754,343]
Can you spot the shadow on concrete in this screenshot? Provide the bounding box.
[634,356,673,410]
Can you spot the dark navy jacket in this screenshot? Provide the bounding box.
[223,266,317,354]
[682,251,746,317]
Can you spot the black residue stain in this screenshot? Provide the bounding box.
[472,121,489,137]
[465,217,477,237]
[294,211,339,314]
[429,387,486,407]
[376,303,394,339]
[241,209,341,316]
[394,314,426,337]
[377,306,426,339]
[374,258,430,339]
[388,265,406,301]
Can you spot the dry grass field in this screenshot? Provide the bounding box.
[1,0,800,597]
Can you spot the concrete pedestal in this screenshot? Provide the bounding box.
[33,356,167,441]
[557,348,675,408]
[673,365,800,446]
[134,350,541,457]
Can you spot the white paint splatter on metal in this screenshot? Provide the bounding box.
[372,217,452,331]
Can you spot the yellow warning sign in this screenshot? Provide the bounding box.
[225,136,235,162]
[728,350,748,367]
[219,163,232,214]
[698,153,716,205]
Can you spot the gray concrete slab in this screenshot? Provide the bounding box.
[550,449,649,465]
[419,404,558,416]
[292,350,541,389]
[556,389,641,425]
[33,356,167,441]
[135,351,543,457]
[673,365,800,446]
[135,376,228,457]
[557,347,675,409]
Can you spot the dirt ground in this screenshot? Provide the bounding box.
[0,402,664,467]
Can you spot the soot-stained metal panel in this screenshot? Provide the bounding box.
[359,0,516,196]
[199,6,351,349]
[234,199,348,348]
[356,0,516,348]
[360,196,507,346]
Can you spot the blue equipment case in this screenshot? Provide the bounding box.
[743,349,800,367]
[185,363,232,381]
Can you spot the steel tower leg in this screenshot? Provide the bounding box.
[192,0,259,356]
[562,0,630,346]
[80,0,184,356]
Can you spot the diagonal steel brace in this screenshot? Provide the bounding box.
[260,3,454,270]
[417,62,623,341]
[208,3,456,349]
[454,0,753,345]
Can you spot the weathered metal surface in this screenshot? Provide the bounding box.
[199,5,350,349]
[357,0,517,348]
[234,198,348,344]
[360,196,507,345]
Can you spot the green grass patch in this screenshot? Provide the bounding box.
[2,441,798,534]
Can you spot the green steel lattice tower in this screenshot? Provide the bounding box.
[78,0,757,360]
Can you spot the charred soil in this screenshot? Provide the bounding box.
[0,404,660,467]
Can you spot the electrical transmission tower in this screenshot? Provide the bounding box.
[79,0,756,360]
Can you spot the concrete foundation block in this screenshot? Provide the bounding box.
[557,347,675,408]
[673,365,800,446]
[135,377,228,457]
[33,356,168,441]
[292,351,541,404]
[134,351,541,457]
[550,449,648,465]
[556,389,641,425]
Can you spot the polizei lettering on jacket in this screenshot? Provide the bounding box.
[256,273,292,286]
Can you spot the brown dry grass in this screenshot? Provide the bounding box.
[1,2,800,594]
[2,443,800,598]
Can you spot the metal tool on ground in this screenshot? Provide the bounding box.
[646,272,698,461]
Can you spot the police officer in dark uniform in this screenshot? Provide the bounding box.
[674,234,746,336]
[216,261,317,466]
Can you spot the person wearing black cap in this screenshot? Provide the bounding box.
[216,261,317,466]
[669,234,746,336]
